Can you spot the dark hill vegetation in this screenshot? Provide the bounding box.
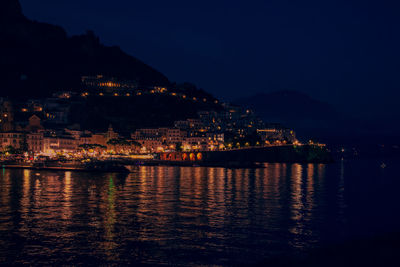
[0,0,225,132]
[0,0,170,98]
[69,94,223,134]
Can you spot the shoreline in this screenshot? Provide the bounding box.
[0,145,333,172]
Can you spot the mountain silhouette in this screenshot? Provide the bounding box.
[0,0,224,133]
[236,90,339,122]
[1,0,24,21]
[0,0,170,98]
[235,91,358,143]
[236,90,400,145]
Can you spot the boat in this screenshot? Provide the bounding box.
[1,160,130,173]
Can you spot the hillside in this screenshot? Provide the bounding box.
[235,91,360,143]
[0,0,224,133]
[68,93,222,134]
[0,0,170,98]
[236,91,339,122]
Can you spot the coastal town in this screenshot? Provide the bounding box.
[0,75,299,162]
[2,1,399,266]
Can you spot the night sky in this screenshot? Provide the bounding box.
[20,0,400,121]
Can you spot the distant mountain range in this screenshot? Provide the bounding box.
[236,91,339,122]
[0,0,169,98]
[235,91,339,141]
[235,90,399,145]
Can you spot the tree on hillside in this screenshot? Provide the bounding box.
[107,138,141,153]
[175,142,182,152]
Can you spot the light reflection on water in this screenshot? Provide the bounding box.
[0,160,399,265]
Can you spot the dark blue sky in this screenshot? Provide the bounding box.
[20,0,400,119]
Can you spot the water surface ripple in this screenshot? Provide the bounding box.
[0,160,399,265]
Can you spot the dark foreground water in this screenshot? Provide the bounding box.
[0,159,400,266]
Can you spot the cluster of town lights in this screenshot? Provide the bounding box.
[76,87,220,104]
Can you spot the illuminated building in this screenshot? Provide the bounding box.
[136,139,163,153]
[24,115,44,132]
[257,127,297,143]
[174,119,203,130]
[26,132,44,153]
[81,75,138,93]
[153,86,168,93]
[43,132,78,155]
[105,125,119,141]
[0,132,24,150]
